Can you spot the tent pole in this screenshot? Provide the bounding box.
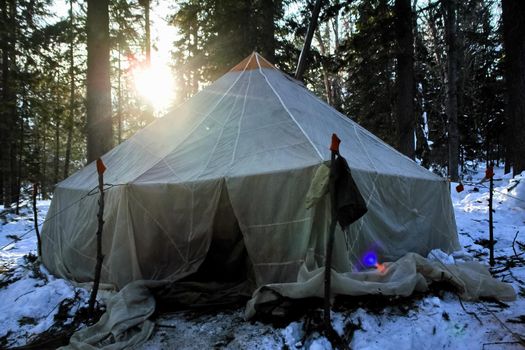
[88,158,107,320]
[295,0,323,82]
[324,134,342,329]
[488,163,495,267]
[323,148,337,327]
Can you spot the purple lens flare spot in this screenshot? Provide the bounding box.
[362,251,378,267]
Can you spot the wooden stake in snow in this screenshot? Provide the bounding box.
[88,158,106,319]
[323,134,352,350]
[32,183,42,257]
[324,134,340,328]
[487,163,495,266]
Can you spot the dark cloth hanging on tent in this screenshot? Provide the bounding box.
[333,154,368,229]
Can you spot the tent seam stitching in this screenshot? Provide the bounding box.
[246,216,312,228]
[301,85,442,180]
[127,189,187,263]
[254,54,324,160]
[130,57,253,184]
[195,74,249,180]
[231,69,254,167]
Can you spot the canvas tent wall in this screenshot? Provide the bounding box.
[41,52,460,291]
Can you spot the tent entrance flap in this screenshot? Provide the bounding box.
[183,185,253,285]
[153,186,254,308]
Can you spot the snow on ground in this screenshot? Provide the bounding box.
[0,200,50,264]
[0,200,90,348]
[1,167,524,349]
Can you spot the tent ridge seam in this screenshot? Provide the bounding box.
[231,69,254,167]
[196,75,249,179]
[255,55,324,160]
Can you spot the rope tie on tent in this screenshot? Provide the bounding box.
[0,183,125,251]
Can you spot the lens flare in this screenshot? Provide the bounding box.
[375,263,386,273]
[132,64,174,114]
[362,251,378,268]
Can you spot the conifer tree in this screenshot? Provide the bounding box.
[86,0,113,163]
[502,0,525,175]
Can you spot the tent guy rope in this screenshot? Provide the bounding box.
[0,183,124,252]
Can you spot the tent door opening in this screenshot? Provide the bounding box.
[183,186,253,285]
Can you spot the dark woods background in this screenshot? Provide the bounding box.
[0,0,524,208]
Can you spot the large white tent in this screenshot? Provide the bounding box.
[42,52,460,291]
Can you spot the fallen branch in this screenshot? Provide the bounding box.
[482,341,525,349]
[7,330,74,350]
[14,290,35,302]
[456,294,482,325]
[512,231,522,258]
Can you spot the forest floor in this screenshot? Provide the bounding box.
[0,165,524,349]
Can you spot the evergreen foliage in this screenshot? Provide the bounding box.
[0,0,522,207]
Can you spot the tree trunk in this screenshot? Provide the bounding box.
[455,4,466,165]
[412,0,431,165]
[41,123,48,198]
[1,0,18,207]
[444,0,459,181]
[117,39,122,144]
[394,0,415,159]
[15,114,23,215]
[64,0,75,178]
[315,27,333,105]
[9,0,18,207]
[86,0,113,163]
[190,20,199,96]
[502,0,525,175]
[141,0,153,121]
[330,14,343,112]
[0,0,8,206]
[53,115,60,185]
[295,0,323,81]
[143,0,151,66]
[259,0,275,62]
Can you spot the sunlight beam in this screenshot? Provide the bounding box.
[132,64,175,114]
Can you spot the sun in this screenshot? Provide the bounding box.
[132,64,175,114]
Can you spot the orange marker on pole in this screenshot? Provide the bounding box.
[330,133,341,153]
[96,158,106,175]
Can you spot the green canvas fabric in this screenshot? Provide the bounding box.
[42,53,460,289]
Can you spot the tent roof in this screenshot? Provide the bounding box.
[60,52,441,189]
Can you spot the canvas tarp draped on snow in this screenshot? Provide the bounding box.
[42,53,460,291]
[60,254,516,350]
[245,252,517,318]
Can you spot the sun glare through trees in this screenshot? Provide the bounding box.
[132,63,175,114]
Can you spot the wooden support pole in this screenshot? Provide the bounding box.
[88,158,106,319]
[488,163,495,267]
[324,134,341,328]
[32,183,41,257]
[324,151,337,327]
